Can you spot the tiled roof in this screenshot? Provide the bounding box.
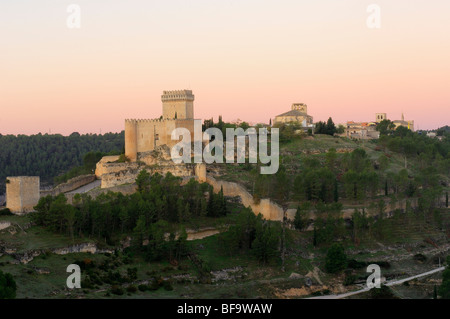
[275,109,311,118]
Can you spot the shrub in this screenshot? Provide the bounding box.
[413,254,427,263]
[110,285,124,296]
[0,270,16,299]
[163,280,173,291]
[148,279,160,291]
[126,285,137,293]
[347,259,367,269]
[369,285,398,299]
[325,243,347,273]
[138,284,148,292]
[0,208,12,216]
[343,274,356,286]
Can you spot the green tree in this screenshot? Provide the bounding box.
[136,169,151,193]
[439,256,450,299]
[252,217,281,264]
[325,117,337,136]
[0,270,16,299]
[376,119,396,136]
[325,243,347,273]
[293,204,309,231]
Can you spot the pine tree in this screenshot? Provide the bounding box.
[446,192,448,208]
[334,179,339,202]
[313,226,317,247]
[385,180,389,196]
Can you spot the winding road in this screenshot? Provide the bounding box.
[307,266,445,299]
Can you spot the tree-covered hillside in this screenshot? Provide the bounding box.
[0,131,124,193]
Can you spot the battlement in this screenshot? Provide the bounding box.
[125,118,194,124]
[125,118,164,124]
[161,90,194,102]
[7,176,40,181]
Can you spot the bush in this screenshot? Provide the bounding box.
[0,208,12,216]
[126,285,137,293]
[324,243,347,273]
[373,261,391,269]
[0,270,16,299]
[148,279,160,291]
[413,254,427,263]
[369,285,398,299]
[343,274,357,286]
[80,277,94,289]
[110,285,124,296]
[163,280,173,291]
[138,284,148,292]
[347,259,367,269]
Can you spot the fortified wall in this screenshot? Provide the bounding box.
[40,174,96,197]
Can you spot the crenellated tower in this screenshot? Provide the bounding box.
[162,90,194,120]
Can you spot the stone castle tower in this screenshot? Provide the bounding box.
[161,90,194,120]
[125,90,196,161]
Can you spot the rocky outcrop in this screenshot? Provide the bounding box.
[97,145,196,188]
[0,221,11,231]
[4,243,114,264]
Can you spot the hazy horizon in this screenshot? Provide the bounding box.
[1,1,449,135]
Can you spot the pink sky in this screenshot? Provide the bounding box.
[1,0,449,135]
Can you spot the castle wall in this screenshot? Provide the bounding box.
[125,120,138,161]
[205,176,284,221]
[6,176,40,214]
[125,118,196,161]
[40,175,96,197]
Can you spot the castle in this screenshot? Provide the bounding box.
[125,90,198,161]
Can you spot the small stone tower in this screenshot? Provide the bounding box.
[6,176,40,214]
